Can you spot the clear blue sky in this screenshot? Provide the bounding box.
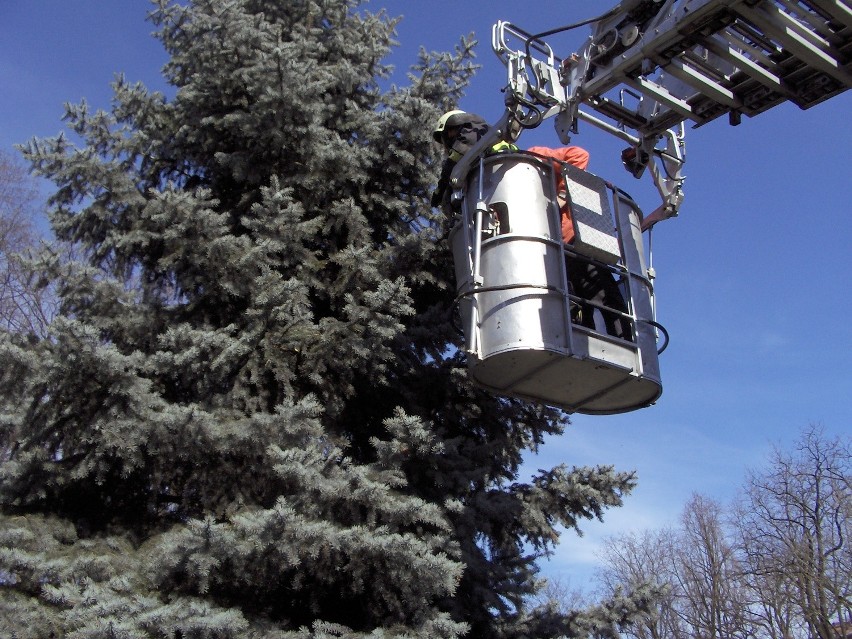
[2,1,850,593]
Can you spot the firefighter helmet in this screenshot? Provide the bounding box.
[433,110,468,142]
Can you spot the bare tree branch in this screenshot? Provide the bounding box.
[0,149,58,336]
[734,425,852,639]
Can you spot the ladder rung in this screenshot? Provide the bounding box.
[627,75,698,120]
[666,57,742,107]
[702,34,788,92]
[778,0,842,41]
[737,3,852,86]
[806,0,852,32]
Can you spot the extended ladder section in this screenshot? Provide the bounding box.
[495,0,852,142]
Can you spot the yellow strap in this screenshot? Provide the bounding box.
[490,141,518,154]
[450,141,516,163]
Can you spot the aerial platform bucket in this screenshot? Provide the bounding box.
[450,152,662,414]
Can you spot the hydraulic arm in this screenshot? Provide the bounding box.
[484,0,851,227]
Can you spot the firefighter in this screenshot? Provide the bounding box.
[430,110,515,208]
[528,145,631,341]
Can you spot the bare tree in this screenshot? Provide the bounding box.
[734,425,852,639]
[595,428,850,639]
[530,574,592,616]
[0,149,55,335]
[731,521,805,639]
[597,528,684,639]
[673,493,752,639]
[596,496,755,639]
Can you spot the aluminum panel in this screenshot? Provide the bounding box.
[562,163,622,264]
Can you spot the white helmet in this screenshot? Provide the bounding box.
[432,110,467,142]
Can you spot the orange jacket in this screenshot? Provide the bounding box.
[527,146,590,244]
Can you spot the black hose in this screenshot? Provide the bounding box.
[523,7,622,72]
[638,318,670,354]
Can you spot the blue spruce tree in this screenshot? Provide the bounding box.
[0,1,650,636]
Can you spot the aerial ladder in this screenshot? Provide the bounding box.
[447,0,851,414]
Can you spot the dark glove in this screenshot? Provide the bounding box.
[431,158,455,208]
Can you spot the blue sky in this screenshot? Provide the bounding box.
[2,1,850,593]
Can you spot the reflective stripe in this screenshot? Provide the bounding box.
[490,141,518,154]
